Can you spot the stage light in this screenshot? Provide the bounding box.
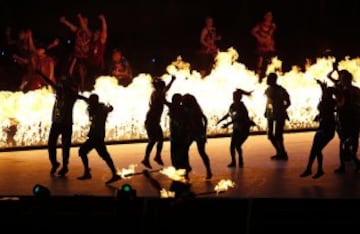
[122,184,132,192]
[33,184,51,198]
[116,184,137,200]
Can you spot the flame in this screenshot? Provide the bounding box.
[117,164,137,178]
[160,188,176,199]
[214,179,235,194]
[160,166,187,183]
[1,47,360,148]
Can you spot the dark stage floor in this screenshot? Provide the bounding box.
[1,131,360,233]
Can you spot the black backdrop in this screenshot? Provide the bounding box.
[1,0,360,86]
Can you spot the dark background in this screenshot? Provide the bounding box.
[1,0,360,89]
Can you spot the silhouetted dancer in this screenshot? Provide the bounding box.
[182,93,213,179]
[327,65,360,173]
[264,72,291,160]
[300,79,336,179]
[142,75,176,169]
[217,89,255,167]
[165,93,190,175]
[36,70,86,176]
[77,93,121,184]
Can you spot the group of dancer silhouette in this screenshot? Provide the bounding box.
[140,71,290,180]
[5,12,133,93]
[141,64,360,181]
[40,57,360,183]
[7,8,359,183]
[37,70,121,184]
[141,75,212,180]
[301,62,360,178]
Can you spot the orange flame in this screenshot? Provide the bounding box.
[1,47,360,148]
[160,166,187,183]
[214,179,236,194]
[117,164,137,178]
[160,188,176,199]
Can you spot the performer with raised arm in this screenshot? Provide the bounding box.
[142,75,176,169]
[59,13,92,91]
[12,30,56,92]
[77,93,121,184]
[87,13,108,90]
[327,64,360,174]
[36,70,85,176]
[300,79,336,179]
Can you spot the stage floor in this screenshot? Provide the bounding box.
[2,131,360,234]
[1,131,359,199]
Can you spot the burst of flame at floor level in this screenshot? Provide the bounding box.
[160,166,187,183]
[117,164,137,178]
[1,47,360,149]
[214,179,236,194]
[159,178,236,198]
[160,189,176,199]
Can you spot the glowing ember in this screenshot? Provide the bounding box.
[160,188,176,199]
[117,164,137,178]
[214,179,235,194]
[1,47,360,149]
[160,166,187,183]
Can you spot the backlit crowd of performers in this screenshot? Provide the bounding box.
[5,13,133,93]
[3,11,360,184]
[36,61,360,184]
[4,10,276,92]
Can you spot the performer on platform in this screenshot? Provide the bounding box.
[251,11,277,82]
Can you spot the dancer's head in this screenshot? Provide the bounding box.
[267,72,278,86]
